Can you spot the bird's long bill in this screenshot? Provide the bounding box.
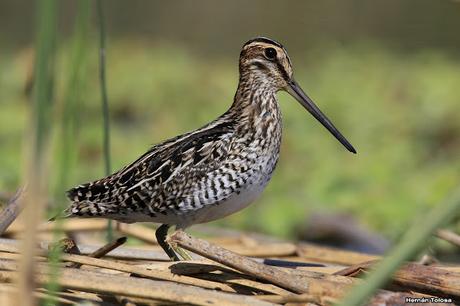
[287,79,357,153]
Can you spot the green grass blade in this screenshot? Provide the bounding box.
[45,1,91,305]
[33,0,57,158]
[54,0,91,198]
[337,186,460,306]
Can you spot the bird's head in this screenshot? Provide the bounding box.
[239,37,356,154]
[239,37,293,90]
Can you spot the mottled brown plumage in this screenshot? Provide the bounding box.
[55,37,356,260]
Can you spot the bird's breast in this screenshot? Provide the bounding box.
[178,130,282,227]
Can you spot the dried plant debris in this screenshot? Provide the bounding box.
[0,220,458,305]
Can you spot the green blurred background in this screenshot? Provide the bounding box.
[1,1,459,243]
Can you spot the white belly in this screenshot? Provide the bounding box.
[113,180,268,228]
[185,180,267,226]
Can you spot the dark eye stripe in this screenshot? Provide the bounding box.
[275,61,290,81]
[251,61,269,71]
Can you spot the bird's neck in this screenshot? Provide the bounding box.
[225,73,282,144]
[229,73,280,121]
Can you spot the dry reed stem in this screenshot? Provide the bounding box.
[1,233,460,305]
[296,242,380,265]
[141,258,355,290]
[67,236,126,268]
[0,284,76,305]
[333,260,377,276]
[0,238,168,261]
[223,242,297,257]
[57,253,246,293]
[43,287,172,306]
[436,229,460,247]
[417,254,438,266]
[18,183,45,306]
[114,232,296,258]
[0,269,276,306]
[256,293,337,305]
[36,287,106,304]
[283,267,357,285]
[392,262,460,298]
[257,289,450,306]
[0,241,46,256]
[193,271,292,295]
[334,259,460,298]
[168,231,455,304]
[87,236,127,258]
[0,188,24,235]
[4,219,108,235]
[136,260,223,275]
[169,230,309,293]
[13,238,460,298]
[139,260,289,294]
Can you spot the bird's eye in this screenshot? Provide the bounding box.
[264,47,277,60]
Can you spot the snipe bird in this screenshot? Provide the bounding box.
[54,37,356,261]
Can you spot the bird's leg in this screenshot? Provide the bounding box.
[155,224,180,261]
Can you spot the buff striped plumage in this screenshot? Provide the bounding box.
[60,37,289,229]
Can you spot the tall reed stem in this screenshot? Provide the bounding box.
[96,0,113,241]
[18,0,57,305]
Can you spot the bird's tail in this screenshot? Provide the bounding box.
[50,178,114,222]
